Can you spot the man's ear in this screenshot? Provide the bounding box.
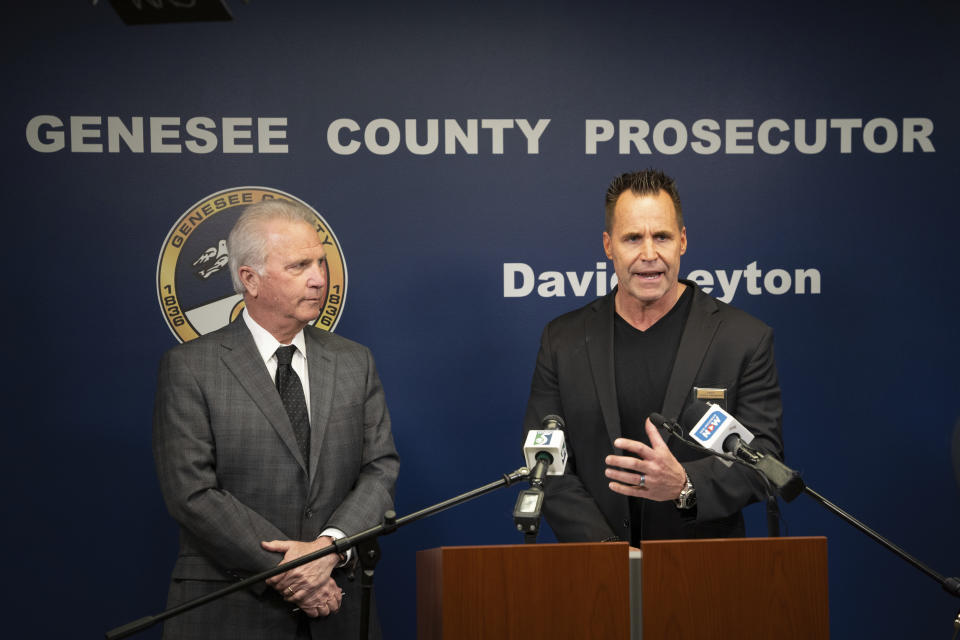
[238,266,259,297]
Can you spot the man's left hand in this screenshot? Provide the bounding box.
[261,536,340,607]
[605,418,686,501]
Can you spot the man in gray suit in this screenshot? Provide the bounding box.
[153,199,399,639]
[524,168,783,544]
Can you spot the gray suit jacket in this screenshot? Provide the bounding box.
[523,282,783,543]
[153,319,399,639]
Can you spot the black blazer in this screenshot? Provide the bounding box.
[523,282,784,542]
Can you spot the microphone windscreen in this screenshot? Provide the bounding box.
[649,412,682,438]
[649,412,669,428]
[541,414,565,430]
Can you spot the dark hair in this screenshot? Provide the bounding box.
[604,168,683,232]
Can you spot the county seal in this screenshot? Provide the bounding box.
[156,186,347,343]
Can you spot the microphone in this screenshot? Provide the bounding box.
[675,401,804,502]
[681,401,756,460]
[648,412,685,440]
[540,415,563,431]
[515,415,567,541]
[522,414,568,488]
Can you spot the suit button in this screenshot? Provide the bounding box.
[305,508,313,519]
[622,518,629,529]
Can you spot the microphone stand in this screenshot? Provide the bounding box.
[106,467,530,640]
[671,434,960,628]
[800,485,960,601]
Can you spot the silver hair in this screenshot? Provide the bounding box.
[227,199,317,294]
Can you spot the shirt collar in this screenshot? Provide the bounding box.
[242,308,307,364]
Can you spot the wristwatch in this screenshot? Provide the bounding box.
[675,472,696,509]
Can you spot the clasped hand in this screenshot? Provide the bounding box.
[261,536,343,617]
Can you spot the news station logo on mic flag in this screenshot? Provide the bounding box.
[523,429,568,474]
[693,410,726,442]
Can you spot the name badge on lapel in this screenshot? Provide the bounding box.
[694,387,727,411]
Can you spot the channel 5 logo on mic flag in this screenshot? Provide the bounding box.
[694,411,726,442]
[534,432,553,446]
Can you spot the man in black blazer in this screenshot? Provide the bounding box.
[154,200,399,638]
[524,169,783,544]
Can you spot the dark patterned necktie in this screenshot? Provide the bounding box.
[275,345,310,466]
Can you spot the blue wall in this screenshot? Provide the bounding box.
[2,1,958,638]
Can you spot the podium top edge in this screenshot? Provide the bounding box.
[417,536,827,554]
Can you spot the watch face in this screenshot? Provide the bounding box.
[676,476,695,508]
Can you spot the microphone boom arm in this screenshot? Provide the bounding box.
[656,414,960,605]
[105,466,531,640]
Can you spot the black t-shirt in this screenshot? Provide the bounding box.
[613,285,693,541]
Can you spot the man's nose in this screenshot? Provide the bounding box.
[307,263,327,287]
[638,238,657,260]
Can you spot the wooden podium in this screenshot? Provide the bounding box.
[417,537,829,639]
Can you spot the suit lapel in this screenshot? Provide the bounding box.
[219,321,309,474]
[585,293,622,446]
[305,328,336,488]
[662,285,721,419]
